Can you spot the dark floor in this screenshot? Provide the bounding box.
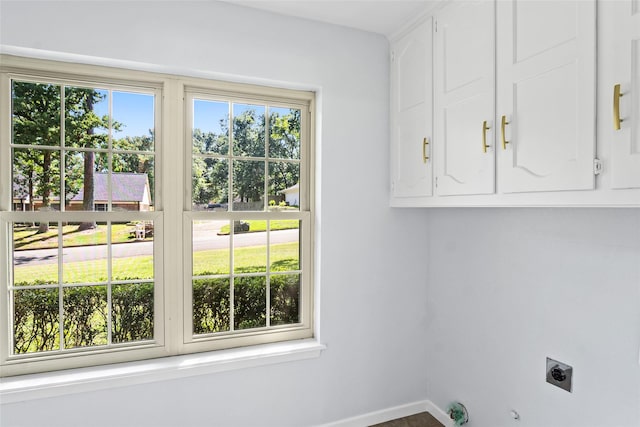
[370,412,444,427]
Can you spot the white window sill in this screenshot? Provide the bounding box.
[0,339,326,404]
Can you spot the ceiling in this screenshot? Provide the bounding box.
[221,1,438,37]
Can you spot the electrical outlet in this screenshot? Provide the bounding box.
[546,357,573,392]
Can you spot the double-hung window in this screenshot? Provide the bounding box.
[183,86,313,353]
[0,56,314,377]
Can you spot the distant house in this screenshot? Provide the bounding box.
[12,176,29,211]
[279,183,299,206]
[11,175,61,211]
[69,173,152,211]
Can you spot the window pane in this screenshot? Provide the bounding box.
[111,154,155,211]
[112,91,155,146]
[192,158,229,211]
[233,160,265,211]
[269,107,300,160]
[63,285,107,349]
[234,221,266,273]
[270,220,300,272]
[112,283,154,343]
[233,104,265,157]
[12,81,61,147]
[112,221,154,281]
[64,86,109,149]
[193,100,229,155]
[64,150,108,211]
[13,288,60,354]
[63,222,108,284]
[13,222,59,286]
[193,220,230,276]
[270,274,300,326]
[234,276,266,330]
[12,148,61,211]
[268,161,300,210]
[193,278,230,335]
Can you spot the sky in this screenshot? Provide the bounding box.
[92,89,155,138]
[193,100,294,135]
[89,89,296,138]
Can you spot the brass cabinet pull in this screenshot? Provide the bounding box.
[422,137,429,163]
[613,84,623,130]
[482,120,491,153]
[501,115,509,150]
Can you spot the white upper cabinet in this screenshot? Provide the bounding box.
[390,18,434,204]
[496,0,596,193]
[389,0,640,206]
[607,0,640,189]
[434,0,495,196]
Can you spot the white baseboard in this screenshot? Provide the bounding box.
[317,400,453,427]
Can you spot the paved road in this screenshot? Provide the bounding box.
[14,228,299,267]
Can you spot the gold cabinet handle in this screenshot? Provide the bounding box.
[422,137,429,163]
[613,84,623,130]
[501,115,509,150]
[482,120,490,153]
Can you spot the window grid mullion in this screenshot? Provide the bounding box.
[264,105,270,212]
[57,221,64,351]
[60,85,66,213]
[228,100,234,212]
[108,89,113,211]
[266,220,271,328]
[229,221,235,332]
[107,221,113,346]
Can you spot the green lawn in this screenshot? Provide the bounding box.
[217,220,299,235]
[14,242,299,285]
[13,224,150,251]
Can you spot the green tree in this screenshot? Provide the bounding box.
[190,108,301,208]
[12,83,112,232]
[268,109,300,197]
[111,134,155,204]
[233,109,265,204]
[64,87,110,230]
[12,82,62,233]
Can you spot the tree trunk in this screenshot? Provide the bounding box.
[37,152,52,233]
[28,172,35,226]
[78,95,96,231]
[77,151,96,231]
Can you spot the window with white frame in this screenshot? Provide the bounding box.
[183,89,313,353]
[0,56,314,377]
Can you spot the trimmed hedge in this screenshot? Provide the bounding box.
[13,275,299,354]
[192,275,300,334]
[13,281,153,354]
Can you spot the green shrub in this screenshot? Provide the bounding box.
[192,275,300,334]
[112,283,154,343]
[13,281,154,354]
[13,275,299,354]
[63,286,107,348]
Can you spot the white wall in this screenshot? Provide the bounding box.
[426,208,640,427]
[0,1,430,426]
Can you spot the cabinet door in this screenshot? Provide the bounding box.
[434,0,495,196]
[496,0,596,193]
[390,18,433,200]
[610,0,640,189]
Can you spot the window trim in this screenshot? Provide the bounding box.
[0,339,326,403]
[0,54,316,377]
